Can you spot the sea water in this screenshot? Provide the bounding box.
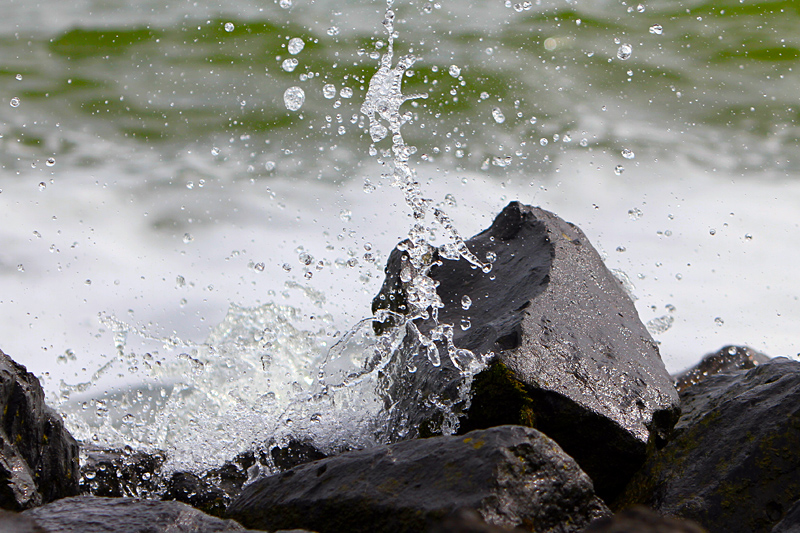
[1,0,800,473]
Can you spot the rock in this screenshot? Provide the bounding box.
[772,500,800,533]
[428,508,527,532]
[373,202,680,500]
[79,445,165,498]
[23,495,258,532]
[227,425,610,533]
[580,506,707,532]
[673,345,770,392]
[0,509,47,533]
[0,349,80,510]
[618,357,800,532]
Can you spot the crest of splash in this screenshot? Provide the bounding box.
[361,0,491,322]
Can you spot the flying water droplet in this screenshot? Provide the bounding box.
[714,317,724,326]
[45,157,56,167]
[448,65,461,77]
[224,22,235,32]
[183,233,194,244]
[322,84,336,99]
[282,58,298,72]
[340,87,353,99]
[636,4,645,12]
[279,0,292,8]
[9,97,20,107]
[460,319,471,331]
[491,107,505,124]
[614,164,625,175]
[649,24,663,35]
[621,148,635,159]
[15,74,22,81]
[288,37,305,55]
[628,208,643,220]
[617,44,633,60]
[283,86,305,111]
[461,295,472,310]
[254,262,266,272]
[327,26,340,36]
[211,146,220,156]
[38,182,46,191]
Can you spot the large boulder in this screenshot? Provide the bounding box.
[581,506,707,532]
[771,500,800,533]
[22,495,258,532]
[227,425,610,533]
[373,202,680,500]
[0,349,80,510]
[618,357,800,532]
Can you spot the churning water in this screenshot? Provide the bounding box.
[2,0,800,473]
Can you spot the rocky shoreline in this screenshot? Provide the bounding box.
[1,203,797,532]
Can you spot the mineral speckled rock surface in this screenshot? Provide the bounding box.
[374,202,680,500]
[673,344,770,392]
[0,349,80,510]
[23,495,259,533]
[618,357,800,532]
[226,425,610,533]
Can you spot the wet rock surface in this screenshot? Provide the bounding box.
[79,445,165,498]
[581,506,707,532]
[22,495,258,532]
[375,202,680,500]
[673,344,770,392]
[618,357,800,532]
[227,425,610,533]
[772,499,800,533]
[0,349,80,510]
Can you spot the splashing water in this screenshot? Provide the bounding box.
[55,0,492,484]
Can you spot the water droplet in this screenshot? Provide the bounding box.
[38,182,46,191]
[529,116,537,125]
[485,251,497,263]
[265,161,276,171]
[448,65,461,77]
[298,251,314,265]
[279,0,292,8]
[45,157,56,167]
[616,246,627,252]
[614,164,625,175]
[491,107,505,124]
[628,208,643,220]
[540,138,548,146]
[282,58,298,72]
[327,26,340,36]
[709,228,716,235]
[744,233,753,240]
[16,264,24,272]
[211,146,220,156]
[288,37,305,55]
[254,262,265,272]
[460,319,471,331]
[183,233,194,244]
[175,275,186,288]
[637,4,645,12]
[122,414,135,424]
[461,295,472,310]
[649,24,663,35]
[9,97,20,107]
[304,271,313,279]
[340,87,353,99]
[84,279,92,285]
[621,148,635,159]
[617,44,633,60]
[714,317,725,326]
[369,122,388,143]
[322,84,336,99]
[283,86,305,111]
[15,74,22,81]
[282,263,292,272]
[224,22,235,32]
[339,209,352,222]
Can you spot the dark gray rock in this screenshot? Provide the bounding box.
[227,425,610,533]
[580,506,707,532]
[373,202,680,500]
[23,495,258,532]
[428,509,527,532]
[618,357,800,532]
[80,445,165,498]
[673,344,770,392]
[772,499,800,533]
[0,509,47,533]
[0,349,80,510]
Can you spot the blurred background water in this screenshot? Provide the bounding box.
[1,0,799,457]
